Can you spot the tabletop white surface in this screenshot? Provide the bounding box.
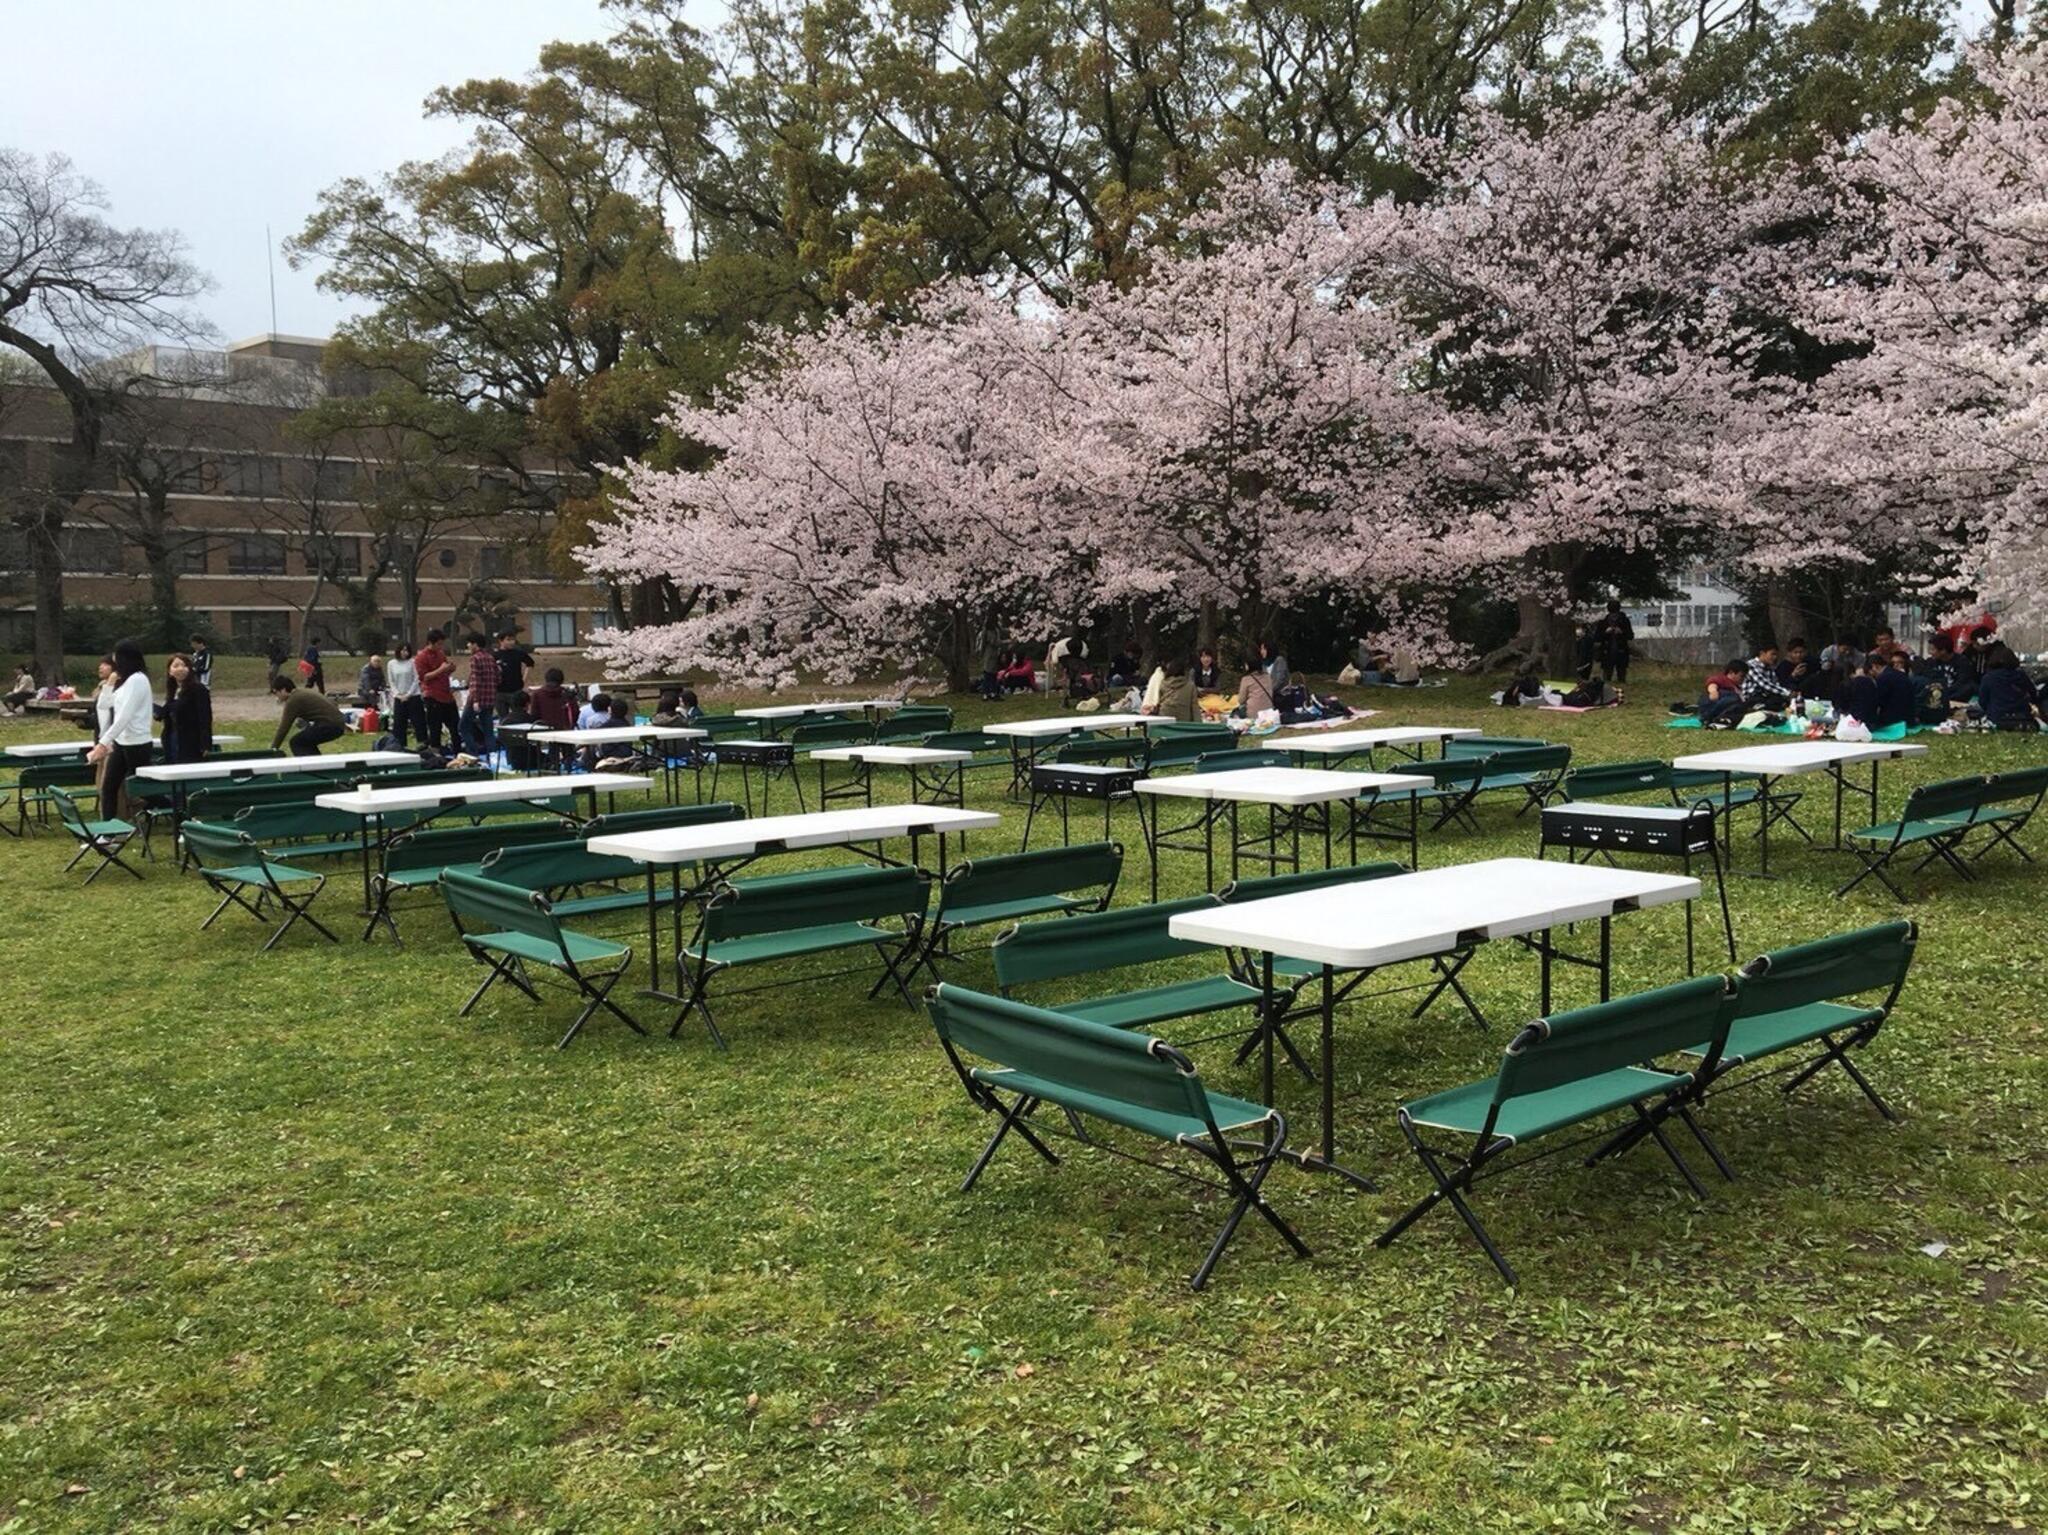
[6,734,245,760]
[808,745,973,765]
[986,713,1156,738]
[1276,726,1482,754]
[1168,857,1699,968]
[1671,741,1929,776]
[588,804,999,864]
[525,725,707,744]
[135,750,420,783]
[736,700,903,718]
[1134,766,1431,806]
[316,772,648,815]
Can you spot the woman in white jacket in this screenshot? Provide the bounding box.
[385,643,422,749]
[87,639,156,817]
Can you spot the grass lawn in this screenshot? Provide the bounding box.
[1,669,2043,1532]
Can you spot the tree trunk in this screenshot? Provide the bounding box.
[1765,575,1804,652]
[145,546,180,648]
[29,509,64,680]
[1197,597,1219,656]
[941,609,974,694]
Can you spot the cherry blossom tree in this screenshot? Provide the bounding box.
[578,284,1108,691]
[1360,89,1815,668]
[1760,43,2048,636]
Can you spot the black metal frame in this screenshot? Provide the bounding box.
[667,905,929,1050]
[710,741,803,816]
[197,849,338,951]
[450,903,644,1051]
[934,1019,1310,1290]
[57,800,142,884]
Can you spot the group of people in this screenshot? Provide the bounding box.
[78,638,216,818]
[982,633,1298,722]
[344,629,540,755]
[1696,620,2042,731]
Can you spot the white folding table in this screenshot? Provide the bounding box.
[985,713,1162,797]
[1169,857,1700,1183]
[736,699,905,736]
[588,804,1001,1000]
[1132,766,1431,899]
[6,734,245,760]
[526,724,708,800]
[1275,726,1482,766]
[135,749,420,784]
[807,745,973,809]
[1671,740,1928,875]
[317,772,651,935]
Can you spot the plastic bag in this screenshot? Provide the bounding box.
[1835,715,1872,742]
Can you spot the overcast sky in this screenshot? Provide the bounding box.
[0,0,631,345]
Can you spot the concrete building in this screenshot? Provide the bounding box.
[0,334,614,657]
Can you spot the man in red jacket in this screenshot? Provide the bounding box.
[415,628,458,749]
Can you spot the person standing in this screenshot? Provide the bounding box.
[386,642,423,749]
[493,630,533,715]
[157,652,212,764]
[461,635,498,754]
[1595,601,1635,684]
[87,640,154,818]
[88,655,117,741]
[188,634,213,692]
[264,634,288,688]
[269,677,347,755]
[301,640,326,694]
[415,628,458,749]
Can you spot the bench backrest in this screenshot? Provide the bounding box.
[1734,920,1916,1026]
[927,983,1212,1132]
[187,766,487,818]
[940,840,1123,917]
[694,714,766,740]
[1220,862,1405,904]
[1562,758,1672,801]
[441,868,571,955]
[18,761,96,791]
[1196,747,1292,773]
[178,818,263,871]
[920,729,1007,757]
[875,706,954,741]
[229,802,368,843]
[792,718,876,750]
[382,818,572,876]
[1054,735,1146,766]
[1143,728,1236,769]
[1902,775,1998,826]
[702,863,930,942]
[992,894,1222,989]
[579,801,745,839]
[1487,975,1738,1139]
[1987,764,2048,804]
[1479,744,1572,780]
[1447,735,1547,759]
[54,791,101,836]
[482,839,644,892]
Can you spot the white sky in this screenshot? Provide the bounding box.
[0,0,631,344]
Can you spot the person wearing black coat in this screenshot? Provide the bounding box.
[1872,651,1915,729]
[1976,643,2042,730]
[1594,600,1635,683]
[157,651,213,763]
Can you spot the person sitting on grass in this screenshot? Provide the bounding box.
[1740,643,1794,711]
[1140,655,1197,721]
[269,675,346,756]
[1976,643,2042,732]
[1873,649,1916,729]
[499,690,537,771]
[3,660,33,714]
[1699,658,1748,725]
[576,691,612,730]
[529,668,576,731]
[995,650,1037,694]
[1776,637,1821,694]
[1235,652,1276,718]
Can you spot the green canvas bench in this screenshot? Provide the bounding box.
[1563,757,1793,840]
[671,863,933,1049]
[1966,764,2048,868]
[926,983,1309,1291]
[1445,735,1548,758]
[1054,735,1147,767]
[912,840,1123,979]
[54,792,141,883]
[180,819,338,950]
[919,729,1012,780]
[991,894,1269,1052]
[1467,743,1572,816]
[1354,755,1493,834]
[874,705,954,742]
[479,840,676,921]
[366,819,588,942]
[1194,746,1292,773]
[1142,726,1237,772]
[13,761,97,835]
[579,802,746,840]
[1376,972,1741,1286]
[1838,775,2010,900]
[1589,921,1919,1176]
[441,868,644,1050]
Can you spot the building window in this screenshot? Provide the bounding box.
[227,533,287,575]
[67,527,125,573]
[313,459,361,502]
[529,610,575,648]
[175,541,210,575]
[228,611,290,651]
[586,610,615,633]
[309,536,360,578]
[480,545,505,579]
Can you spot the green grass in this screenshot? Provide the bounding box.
[2,670,2044,1532]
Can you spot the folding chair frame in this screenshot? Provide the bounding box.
[458,937,643,1050]
[198,856,339,952]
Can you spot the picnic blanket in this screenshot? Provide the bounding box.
[1665,716,1927,740]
